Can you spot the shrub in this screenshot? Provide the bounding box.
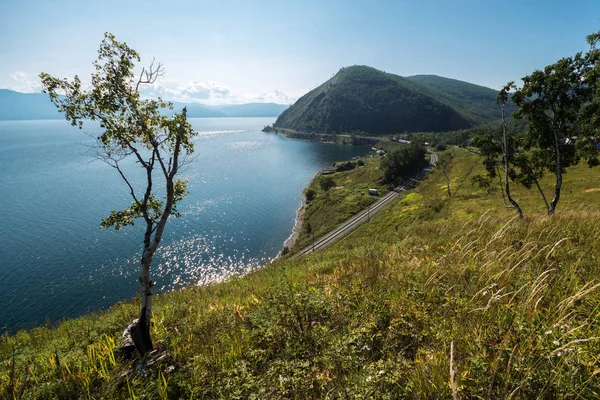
[319,177,336,192]
[336,161,357,172]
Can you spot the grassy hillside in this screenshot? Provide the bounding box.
[274,66,473,135]
[291,156,387,253]
[3,150,600,398]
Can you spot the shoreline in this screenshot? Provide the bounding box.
[273,169,322,261]
[283,196,306,250]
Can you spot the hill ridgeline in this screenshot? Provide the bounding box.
[273,65,512,135]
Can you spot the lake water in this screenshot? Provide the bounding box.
[0,117,370,331]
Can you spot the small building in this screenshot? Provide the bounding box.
[321,166,337,175]
[368,188,378,196]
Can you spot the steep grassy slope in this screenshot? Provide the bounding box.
[274,66,473,135]
[3,150,600,398]
[293,156,387,253]
[405,75,517,125]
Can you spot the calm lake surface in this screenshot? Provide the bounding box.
[0,117,371,331]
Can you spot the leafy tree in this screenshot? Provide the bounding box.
[320,176,336,192]
[305,188,316,202]
[578,31,600,167]
[336,161,357,172]
[471,113,545,217]
[305,221,312,234]
[505,52,592,215]
[40,33,197,355]
[381,141,428,186]
[437,149,455,198]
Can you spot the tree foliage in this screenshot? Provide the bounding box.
[319,176,336,192]
[381,142,428,186]
[40,33,197,355]
[474,29,600,216]
[437,149,455,197]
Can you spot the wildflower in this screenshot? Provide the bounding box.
[553,340,560,346]
[556,351,563,357]
[366,375,373,382]
[545,330,552,335]
[378,370,385,376]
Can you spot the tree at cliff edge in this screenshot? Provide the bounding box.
[40,33,198,356]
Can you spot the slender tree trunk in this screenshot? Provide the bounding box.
[444,172,451,197]
[496,165,510,208]
[501,104,523,218]
[128,134,181,356]
[548,127,562,215]
[131,250,154,355]
[523,162,550,212]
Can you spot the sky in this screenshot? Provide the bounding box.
[2,0,600,105]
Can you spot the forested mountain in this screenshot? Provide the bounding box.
[0,90,288,120]
[405,75,515,124]
[0,89,63,120]
[170,102,226,118]
[215,103,290,117]
[273,66,508,135]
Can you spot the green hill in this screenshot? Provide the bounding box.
[405,74,515,124]
[273,66,473,135]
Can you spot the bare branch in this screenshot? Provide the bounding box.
[113,160,141,206]
[135,57,165,93]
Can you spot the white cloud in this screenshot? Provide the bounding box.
[8,71,42,93]
[140,80,296,105]
[4,72,297,105]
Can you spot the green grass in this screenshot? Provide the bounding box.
[3,149,600,398]
[291,156,387,253]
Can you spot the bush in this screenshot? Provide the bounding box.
[306,188,316,201]
[357,159,365,167]
[319,177,336,192]
[336,161,357,172]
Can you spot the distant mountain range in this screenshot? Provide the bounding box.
[0,89,289,120]
[273,66,514,135]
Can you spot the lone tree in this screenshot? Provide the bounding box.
[40,33,197,356]
[437,149,455,198]
[505,53,591,215]
[319,176,336,192]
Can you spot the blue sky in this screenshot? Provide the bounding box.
[2,0,600,104]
